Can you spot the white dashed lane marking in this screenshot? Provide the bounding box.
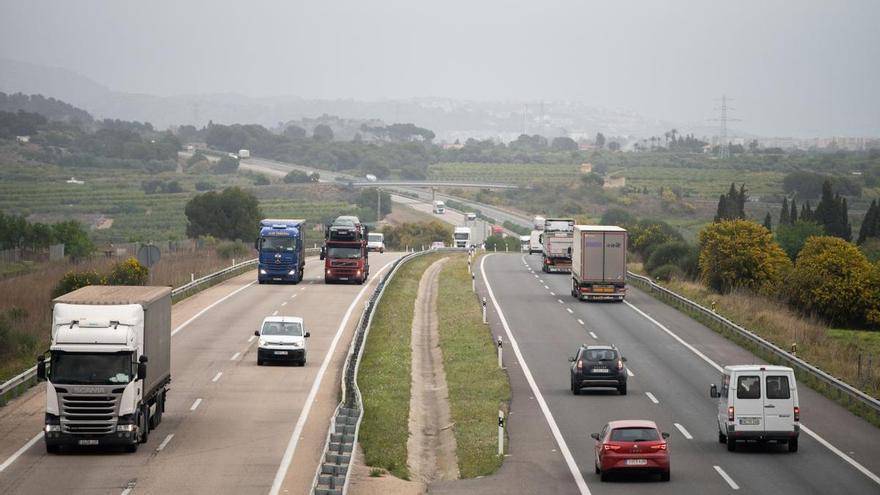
[645,392,660,404]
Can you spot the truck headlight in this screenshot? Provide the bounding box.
[45,424,61,432]
[288,269,296,275]
[259,269,267,275]
[116,424,136,432]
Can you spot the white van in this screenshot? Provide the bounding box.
[710,365,800,452]
[367,232,385,253]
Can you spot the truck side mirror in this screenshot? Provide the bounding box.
[709,384,719,398]
[254,330,261,337]
[36,355,46,381]
[319,247,325,260]
[621,357,627,362]
[590,433,599,440]
[137,362,147,381]
[254,238,259,250]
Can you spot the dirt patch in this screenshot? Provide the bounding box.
[407,257,460,482]
[349,444,425,495]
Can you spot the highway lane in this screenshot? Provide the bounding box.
[390,194,490,247]
[481,253,880,494]
[0,252,402,495]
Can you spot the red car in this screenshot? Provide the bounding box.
[591,420,670,482]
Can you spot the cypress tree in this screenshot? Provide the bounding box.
[801,201,813,222]
[779,197,790,225]
[763,212,773,231]
[790,198,798,223]
[840,197,852,241]
[715,195,728,223]
[737,184,748,218]
[859,200,879,244]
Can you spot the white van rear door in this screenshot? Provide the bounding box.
[763,372,795,433]
[733,373,764,432]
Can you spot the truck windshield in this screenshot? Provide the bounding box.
[327,246,362,259]
[545,220,573,232]
[261,321,304,336]
[50,352,132,385]
[368,234,383,242]
[454,233,469,240]
[262,237,296,252]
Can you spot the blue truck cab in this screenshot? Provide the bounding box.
[256,219,306,284]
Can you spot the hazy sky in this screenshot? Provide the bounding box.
[1,0,879,136]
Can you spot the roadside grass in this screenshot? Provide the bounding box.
[358,253,445,479]
[437,255,511,478]
[643,277,880,424]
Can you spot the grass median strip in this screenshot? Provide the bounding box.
[359,253,444,480]
[437,255,511,478]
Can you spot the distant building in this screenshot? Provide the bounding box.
[15,135,30,143]
[66,177,84,185]
[603,177,626,189]
[580,163,593,174]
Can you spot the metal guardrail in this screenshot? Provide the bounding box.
[626,271,880,416]
[313,249,446,495]
[0,252,320,405]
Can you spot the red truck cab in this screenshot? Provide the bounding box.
[322,216,370,284]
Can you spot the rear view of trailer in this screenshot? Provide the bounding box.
[571,225,627,301]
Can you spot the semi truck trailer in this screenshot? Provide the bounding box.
[570,225,627,301]
[38,286,172,453]
[541,218,575,273]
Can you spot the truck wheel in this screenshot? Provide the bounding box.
[788,438,798,452]
[139,407,150,444]
[726,435,736,452]
[46,443,60,454]
[257,358,264,366]
[258,280,265,285]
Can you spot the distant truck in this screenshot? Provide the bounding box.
[533,216,546,231]
[519,235,531,252]
[491,225,504,236]
[365,174,377,182]
[38,286,172,453]
[453,226,471,248]
[570,225,627,301]
[541,218,575,273]
[529,230,543,254]
[256,219,306,284]
[433,200,446,214]
[465,212,477,221]
[322,216,369,284]
[238,149,251,159]
[367,232,385,253]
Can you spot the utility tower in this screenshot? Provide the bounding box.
[712,95,740,159]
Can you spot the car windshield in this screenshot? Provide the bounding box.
[368,234,383,242]
[327,246,362,259]
[610,427,660,442]
[262,237,296,252]
[50,351,132,385]
[261,321,304,336]
[583,349,617,361]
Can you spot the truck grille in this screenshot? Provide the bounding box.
[330,260,358,268]
[59,393,119,435]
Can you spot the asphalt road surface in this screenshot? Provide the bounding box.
[0,252,402,495]
[478,252,880,494]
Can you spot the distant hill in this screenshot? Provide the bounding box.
[0,58,685,140]
[0,92,93,123]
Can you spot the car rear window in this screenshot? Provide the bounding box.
[737,375,761,399]
[610,427,660,442]
[766,375,791,399]
[583,349,617,362]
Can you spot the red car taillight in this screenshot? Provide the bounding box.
[794,406,800,422]
[650,443,667,450]
[603,443,621,451]
[728,406,735,421]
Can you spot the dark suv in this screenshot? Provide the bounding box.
[570,345,628,395]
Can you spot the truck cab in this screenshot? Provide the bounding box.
[453,226,471,248]
[256,219,306,284]
[433,200,445,214]
[322,216,369,284]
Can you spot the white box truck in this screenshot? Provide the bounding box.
[433,200,446,214]
[570,225,627,301]
[453,226,471,248]
[238,149,251,159]
[529,230,543,254]
[541,218,574,273]
[38,286,172,453]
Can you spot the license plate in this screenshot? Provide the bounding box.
[739,417,760,425]
[78,439,99,446]
[592,368,609,373]
[274,351,289,355]
[625,459,647,466]
[339,277,349,281]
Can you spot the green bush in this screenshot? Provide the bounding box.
[698,219,791,294]
[217,240,251,259]
[645,241,691,274]
[484,234,519,251]
[107,258,149,285]
[53,270,104,298]
[651,263,683,282]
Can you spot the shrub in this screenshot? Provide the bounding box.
[195,180,215,191]
[53,270,104,298]
[776,221,825,260]
[217,240,250,259]
[645,241,691,274]
[484,234,519,252]
[215,155,239,174]
[379,221,452,250]
[651,263,683,282]
[599,208,636,228]
[107,258,149,285]
[787,236,880,327]
[284,170,315,183]
[698,219,791,294]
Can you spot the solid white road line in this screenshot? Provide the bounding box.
[480,254,591,495]
[714,465,740,490]
[0,433,41,474]
[230,352,241,361]
[268,258,397,495]
[248,335,256,343]
[624,300,880,487]
[626,368,634,377]
[645,392,660,404]
[577,319,585,325]
[589,331,598,340]
[566,308,573,314]
[171,281,257,336]
[211,372,223,383]
[674,423,693,440]
[156,434,174,452]
[190,398,203,411]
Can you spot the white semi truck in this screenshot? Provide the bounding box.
[433,200,446,214]
[453,226,471,248]
[541,218,575,273]
[38,286,172,453]
[570,225,627,301]
[529,230,543,254]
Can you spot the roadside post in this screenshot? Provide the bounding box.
[472,273,476,292]
[497,335,503,368]
[498,410,505,455]
[482,297,487,324]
